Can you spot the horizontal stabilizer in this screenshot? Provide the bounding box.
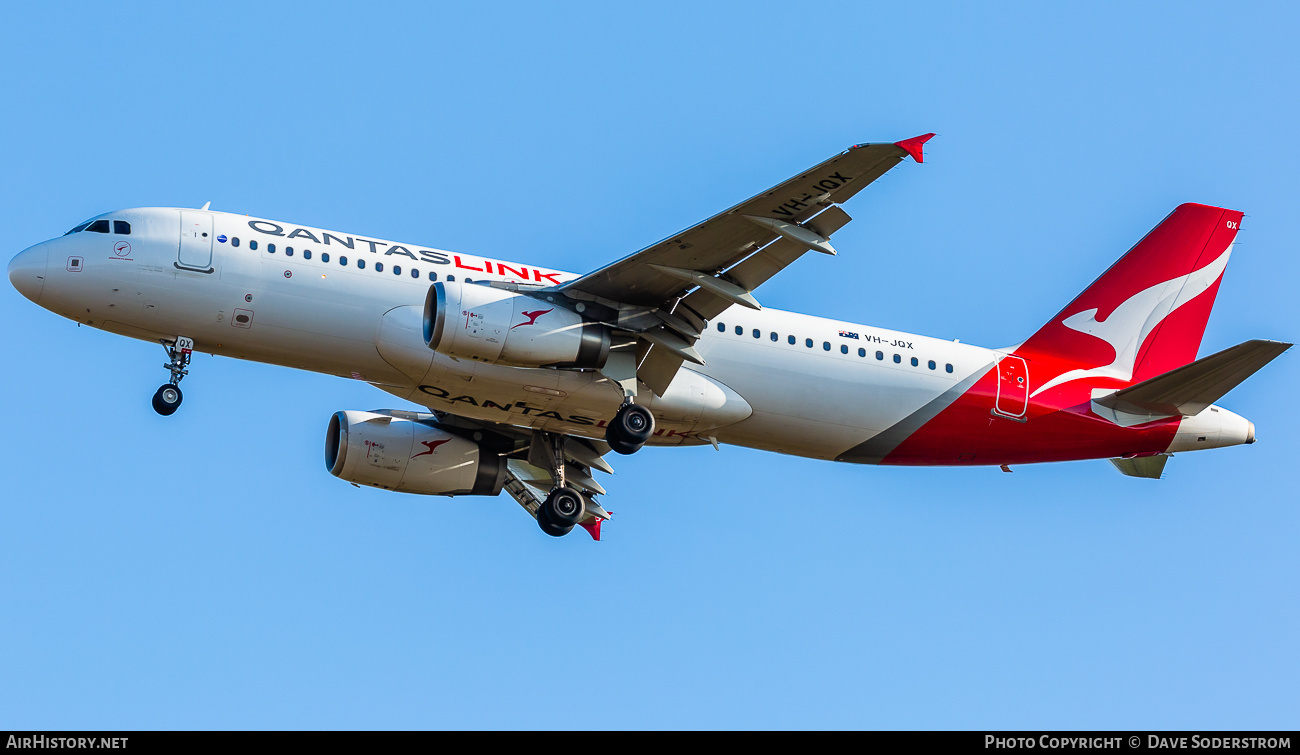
[1094,339,1291,417]
[1110,454,1171,479]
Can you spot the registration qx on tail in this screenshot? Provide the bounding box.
[9,135,1289,539]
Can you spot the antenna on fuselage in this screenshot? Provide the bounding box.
[200,201,211,211]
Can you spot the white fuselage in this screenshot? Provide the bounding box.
[12,207,1252,464]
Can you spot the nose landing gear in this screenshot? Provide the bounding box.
[153,336,193,416]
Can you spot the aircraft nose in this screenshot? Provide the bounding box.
[8,242,48,304]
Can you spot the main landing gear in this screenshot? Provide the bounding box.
[534,432,593,538]
[536,486,587,537]
[605,401,655,455]
[152,336,193,416]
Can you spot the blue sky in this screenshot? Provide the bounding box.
[1,1,1296,729]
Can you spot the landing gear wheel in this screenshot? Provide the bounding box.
[152,384,183,416]
[154,337,193,417]
[606,402,655,455]
[542,486,587,526]
[536,505,576,537]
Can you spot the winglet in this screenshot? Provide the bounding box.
[578,517,603,541]
[894,133,936,163]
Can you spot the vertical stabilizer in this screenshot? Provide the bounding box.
[1018,203,1242,405]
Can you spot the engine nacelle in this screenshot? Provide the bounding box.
[424,281,609,368]
[325,410,506,496]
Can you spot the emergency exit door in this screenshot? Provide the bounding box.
[178,211,213,270]
[994,355,1029,418]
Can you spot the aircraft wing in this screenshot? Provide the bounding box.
[555,135,933,394]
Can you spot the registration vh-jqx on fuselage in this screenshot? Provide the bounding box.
[8,135,1289,539]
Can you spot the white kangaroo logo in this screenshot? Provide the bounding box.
[1030,245,1232,398]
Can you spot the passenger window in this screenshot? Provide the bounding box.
[411,268,419,278]
[375,262,384,272]
[770,332,778,342]
[735,326,743,335]
[302,249,310,260]
[339,256,347,266]
[893,354,901,363]
[321,252,330,263]
[394,266,402,275]
[428,272,438,281]
[822,342,830,351]
[946,363,954,373]
[268,243,276,253]
[876,351,884,360]
[928,360,936,370]
[717,323,726,332]
[87,219,110,233]
[286,247,294,257]
[840,344,848,354]
[858,348,866,357]
[113,220,131,235]
[446,274,454,281]
[787,335,795,345]
[752,329,760,339]
[805,338,813,348]
[910,357,919,367]
[357,259,365,269]
[231,237,240,247]
[249,240,258,250]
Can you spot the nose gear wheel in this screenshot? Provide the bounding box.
[153,336,193,416]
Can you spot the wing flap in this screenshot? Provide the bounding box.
[638,346,688,398]
[680,236,808,322]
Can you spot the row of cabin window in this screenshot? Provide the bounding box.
[715,321,954,373]
[65,219,131,235]
[236,237,464,282]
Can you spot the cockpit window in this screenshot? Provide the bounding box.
[64,221,92,236]
[86,220,110,233]
[113,220,131,235]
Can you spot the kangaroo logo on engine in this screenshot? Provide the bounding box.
[412,439,451,459]
[511,309,553,330]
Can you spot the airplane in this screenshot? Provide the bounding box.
[7,135,1290,540]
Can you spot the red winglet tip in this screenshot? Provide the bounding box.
[894,133,936,163]
[579,518,603,541]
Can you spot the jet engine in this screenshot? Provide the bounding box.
[423,281,609,368]
[325,410,506,496]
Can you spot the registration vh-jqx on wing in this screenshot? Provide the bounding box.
[8,135,1290,539]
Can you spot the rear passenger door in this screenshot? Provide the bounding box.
[994,354,1029,418]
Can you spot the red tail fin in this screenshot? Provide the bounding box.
[1018,203,1243,404]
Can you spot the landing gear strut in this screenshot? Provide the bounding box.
[605,402,654,455]
[533,433,590,537]
[153,336,193,416]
